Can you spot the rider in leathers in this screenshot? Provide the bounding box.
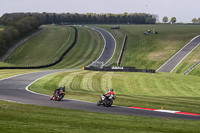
[101,88,115,101]
[50,86,65,100]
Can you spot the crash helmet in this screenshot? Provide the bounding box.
[110,88,113,92]
[60,86,65,92]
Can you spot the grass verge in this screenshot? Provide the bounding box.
[0,100,200,133]
[0,69,42,80]
[29,70,200,114]
[173,44,200,76]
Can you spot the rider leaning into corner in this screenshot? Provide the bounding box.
[101,88,115,101]
[50,86,65,100]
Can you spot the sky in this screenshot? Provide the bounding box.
[1,0,200,23]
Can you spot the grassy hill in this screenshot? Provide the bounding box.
[2,24,200,74]
[4,25,75,67]
[2,25,104,69]
[49,26,104,69]
[97,25,200,75]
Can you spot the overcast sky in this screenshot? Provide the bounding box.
[1,0,200,23]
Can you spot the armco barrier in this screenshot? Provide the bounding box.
[85,66,156,73]
[0,26,78,69]
[117,35,127,66]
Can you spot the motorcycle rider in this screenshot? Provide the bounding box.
[102,88,115,101]
[50,86,65,100]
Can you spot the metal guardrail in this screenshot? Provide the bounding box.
[85,66,156,73]
[117,35,127,66]
[184,61,200,75]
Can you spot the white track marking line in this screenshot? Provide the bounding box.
[154,109,180,113]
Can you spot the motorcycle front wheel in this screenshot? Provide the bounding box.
[104,100,113,107]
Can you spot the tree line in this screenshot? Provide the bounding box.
[191,18,200,24]
[162,16,177,24]
[1,12,157,25]
[0,12,157,57]
[0,13,42,56]
[162,16,200,24]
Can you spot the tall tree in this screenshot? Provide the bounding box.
[198,18,200,23]
[192,18,198,23]
[170,17,177,24]
[162,16,168,23]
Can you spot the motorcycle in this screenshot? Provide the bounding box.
[97,94,116,107]
[50,87,65,101]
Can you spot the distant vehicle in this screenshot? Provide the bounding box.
[111,25,120,29]
[144,30,151,35]
[144,29,158,35]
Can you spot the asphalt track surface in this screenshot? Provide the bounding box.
[89,27,116,66]
[0,70,199,120]
[0,28,199,120]
[157,36,200,73]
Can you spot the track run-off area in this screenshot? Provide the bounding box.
[0,27,200,121]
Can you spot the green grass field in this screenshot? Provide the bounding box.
[29,70,200,114]
[2,25,200,74]
[97,25,200,73]
[0,69,42,80]
[49,26,104,69]
[2,25,104,69]
[1,24,200,132]
[5,25,75,67]
[1,100,200,133]
[173,44,200,76]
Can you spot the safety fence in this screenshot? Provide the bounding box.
[84,66,156,73]
[184,61,200,75]
[0,26,78,69]
[117,35,127,66]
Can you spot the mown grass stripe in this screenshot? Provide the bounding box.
[66,28,95,68]
[81,71,101,92]
[5,25,73,67]
[91,72,104,92]
[101,72,113,92]
[69,71,89,91]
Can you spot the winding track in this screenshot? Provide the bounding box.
[0,27,200,120]
[89,27,116,66]
[157,35,200,73]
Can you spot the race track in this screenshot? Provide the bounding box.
[89,27,116,66]
[0,70,199,120]
[0,27,199,120]
[157,36,200,72]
